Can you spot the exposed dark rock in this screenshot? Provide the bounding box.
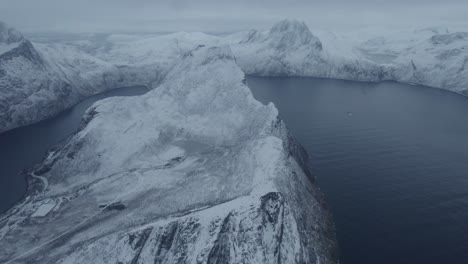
[130,228,152,264]
[207,213,235,264]
[154,222,179,264]
[0,40,43,66]
[260,192,284,224]
[101,202,126,211]
[78,107,99,131]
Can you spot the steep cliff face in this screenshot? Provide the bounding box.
[228,19,389,81]
[0,22,95,132]
[390,32,468,93]
[267,20,323,52]
[229,19,326,76]
[0,33,70,132]
[0,46,337,264]
[0,22,167,133]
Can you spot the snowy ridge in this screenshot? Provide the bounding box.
[0,46,337,263]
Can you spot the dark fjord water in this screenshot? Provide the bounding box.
[0,86,148,213]
[247,76,468,264]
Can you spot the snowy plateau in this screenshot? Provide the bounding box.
[0,18,467,263]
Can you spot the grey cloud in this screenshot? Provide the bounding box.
[0,0,466,33]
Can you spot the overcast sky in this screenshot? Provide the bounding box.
[0,0,467,33]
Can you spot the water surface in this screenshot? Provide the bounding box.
[247,76,468,264]
[0,86,148,213]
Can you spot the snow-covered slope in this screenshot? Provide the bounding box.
[0,22,105,132]
[1,19,467,133]
[0,22,69,132]
[0,22,220,133]
[62,31,220,88]
[227,19,324,76]
[226,19,390,81]
[360,31,468,94]
[226,19,468,93]
[0,46,337,263]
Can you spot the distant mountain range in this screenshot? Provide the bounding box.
[2,19,467,133]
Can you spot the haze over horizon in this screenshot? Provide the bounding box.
[1,0,467,34]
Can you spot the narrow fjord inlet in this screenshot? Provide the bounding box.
[248,76,468,264]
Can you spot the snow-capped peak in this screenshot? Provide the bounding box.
[0,21,26,56]
[0,21,24,44]
[268,19,322,51]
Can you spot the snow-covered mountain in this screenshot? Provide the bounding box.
[0,22,113,133]
[0,46,337,264]
[0,23,166,133]
[0,21,224,133]
[1,19,467,133]
[0,22,66,132]
[227,20,325,76]
[365,31,468,94]
[1,17,466,264]
[226,19,390,81]
[227,19,468,94]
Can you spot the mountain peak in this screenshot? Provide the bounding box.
[268,19,322,51]
[270,19,309,34]
[0,21,24,44]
